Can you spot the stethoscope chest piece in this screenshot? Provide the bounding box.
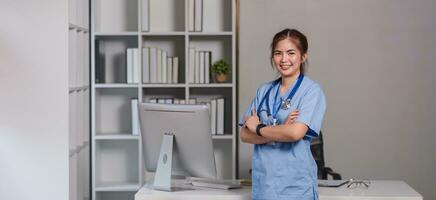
[281,99,292,110]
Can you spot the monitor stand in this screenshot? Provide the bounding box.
[153,133,174,191]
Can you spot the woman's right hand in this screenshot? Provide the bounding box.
[244,109,260,133]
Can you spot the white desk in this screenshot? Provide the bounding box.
[319,180,422,200]
[135,180,422,200]
[135,180,251,200]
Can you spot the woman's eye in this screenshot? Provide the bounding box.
[274,52,281,56]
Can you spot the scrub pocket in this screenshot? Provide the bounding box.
[273,155,313,197]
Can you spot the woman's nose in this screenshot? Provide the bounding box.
[280,53,288,61]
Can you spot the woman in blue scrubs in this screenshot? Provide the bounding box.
[240,29,326,200]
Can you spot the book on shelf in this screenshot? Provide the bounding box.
[216,98,224,135]
[205,51,211,84]
[194,0,203,32]
[210,99,217,135]
[95,41,105,83]
[172,57,179,83]
[157,49,162,83]
[188,47,195,83]
[127,48,133,83]
[142,47,150,83]
[167,57,173,84]
[131,98,140,136]
[149,47,157,83]
[133,48,139,83]
[194,51,200,83]
[162,51,167,83]
[126,48,139,84]
[202,0,222,32]
[188,0,195,31]
[146,47,178,84]
[199,51,205,84]
[141,0,149,32]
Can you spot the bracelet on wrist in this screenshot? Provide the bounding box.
[256,124,266,136]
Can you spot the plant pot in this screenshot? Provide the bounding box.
[215,74,227,83]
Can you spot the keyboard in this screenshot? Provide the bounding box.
[185,177,242,190]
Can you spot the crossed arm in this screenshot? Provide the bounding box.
[240,109,308,144]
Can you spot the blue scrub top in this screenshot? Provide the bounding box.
[239,76,326,200]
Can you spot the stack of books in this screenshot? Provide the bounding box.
[188,47,212,84]
[142,47,179,84]
[188,0,203,32]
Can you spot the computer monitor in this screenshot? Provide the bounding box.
[138,102,217,191]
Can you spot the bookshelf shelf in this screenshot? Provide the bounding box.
[94,183,141,192]
[141,84,187,88]
[91,0,237,199]
[188,83,233,88]
[188,32,233,36]
[95,134,140,140]
[141,32,186,36]
[95,32,138,36]
[212,135,233,140]
[95,84,139,89]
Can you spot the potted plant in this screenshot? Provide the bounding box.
[211,59,230,83]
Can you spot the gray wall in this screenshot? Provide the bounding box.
[238,0,436,199]
[0,1,69,200]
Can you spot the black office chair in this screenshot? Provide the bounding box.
[310,131,342,180]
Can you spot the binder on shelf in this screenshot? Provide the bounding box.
[199,51,205,84]
[133,48,139,83]
[131,98,140,136]
[126,48,133,83]
[172,57,179,83]
[194,51,200,83]
[142,47,150,83]
[157,49,162,83]
[202,0,221,32]
[141,0,149,32]
[188,47,195,83]
[188,0,195,31]
[167,57,173,84]
[149,47,157,83]
[194,0,203,32]
[162,51,167,83]
[210,99,217,135]
[216,98,224,135]
[205,51,211,84]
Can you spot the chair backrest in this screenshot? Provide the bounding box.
[310,131,326,178]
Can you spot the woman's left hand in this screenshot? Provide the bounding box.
[244,109,260,133]
[284,110,299,124]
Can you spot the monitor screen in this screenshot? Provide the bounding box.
[138,102,217,179]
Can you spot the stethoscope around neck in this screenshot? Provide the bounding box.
[257,74,304,124]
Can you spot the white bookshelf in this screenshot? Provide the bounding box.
[91,0,237,199]
[69,0,90,200]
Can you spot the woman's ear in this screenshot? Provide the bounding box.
[302,53,308,63]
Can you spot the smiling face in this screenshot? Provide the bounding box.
[272,38,307,78]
